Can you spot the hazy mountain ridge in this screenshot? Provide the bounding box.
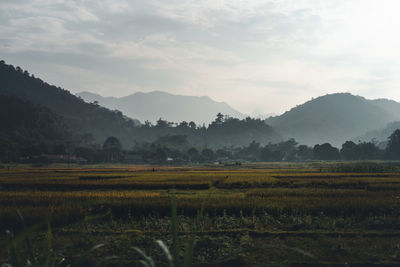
[77,91,245,125]
[370,98,400,117]
[354,121,400,145]
[353,98,400,144]
[266,93,400,146]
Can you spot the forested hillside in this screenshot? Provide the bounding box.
[266,93,400,146]
[0,61,139,147]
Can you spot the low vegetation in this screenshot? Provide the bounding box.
[1,162,400,265]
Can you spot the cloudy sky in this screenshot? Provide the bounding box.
[1,0,400,115]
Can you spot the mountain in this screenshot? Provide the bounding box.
[265,93,400,146]
[0,60,140,147]
[77,91,245,124]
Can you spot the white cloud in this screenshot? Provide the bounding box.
[1,0,400,115]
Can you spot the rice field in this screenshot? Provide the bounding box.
[1,162,400,266]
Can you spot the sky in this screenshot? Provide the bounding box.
[1,0,400,115]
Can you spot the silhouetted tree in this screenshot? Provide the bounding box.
[188,121,196,130]
[340,141,381,160]
[296,145,313,161]
[156,118,172,128]
[276,139,298,161]
[341,141,358,160]
[386,129,400,159]
[215,113,224,124]
[313,143,340,160]
[239,141,261,161]
[103,136,122,162]
[177,121,189,129]
[356,142,381,160]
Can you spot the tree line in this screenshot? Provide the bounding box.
[3,105,400,164]
[70,129,400,164]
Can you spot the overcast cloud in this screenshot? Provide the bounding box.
[1,0,400,115]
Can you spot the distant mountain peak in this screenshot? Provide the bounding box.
[77,90,245,124]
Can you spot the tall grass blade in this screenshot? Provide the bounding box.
[138,260,152,267]
[55,257,66,267]
[182,239,195,267]
[131,247,155,267]
[182,203,203,267]
[5,230,17,267]
[17,210,36,265]
[156,240,174,267]
[170,189,180,267]
[73,243,104,267]
[44,220,53,267]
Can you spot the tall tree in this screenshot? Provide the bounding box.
[313,143,340,160]
[103,136,122,162]
[340,141,358,160]
[386,129,400,159]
